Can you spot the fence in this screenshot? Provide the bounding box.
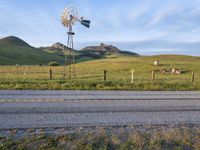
[0,66,198,83]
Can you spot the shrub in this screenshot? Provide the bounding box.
[47,61,60,66]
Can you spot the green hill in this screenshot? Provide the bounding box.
[0,36,140,65]
[40,42,94,62]
[0,36,30,47]
[41,42,140,62]
[0,36,64,65]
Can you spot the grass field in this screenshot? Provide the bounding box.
[1,54,200,90]
[1,125,200,150]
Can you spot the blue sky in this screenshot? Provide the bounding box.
[1,0,200,55]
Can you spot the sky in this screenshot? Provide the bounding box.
[1,0,200,55]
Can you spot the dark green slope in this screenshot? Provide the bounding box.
[0,36,64,65]
[0,36,140,65]
[0,36,30,47]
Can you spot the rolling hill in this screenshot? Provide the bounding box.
[0,36,139,65]
[0,36,64,65]
[41,42,139,62]
[81,43,139,58]
[40,42,79,56]
[40,42,97,62]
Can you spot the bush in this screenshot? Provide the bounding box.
[47,61,60,66]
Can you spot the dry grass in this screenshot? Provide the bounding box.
[1,126,200,150]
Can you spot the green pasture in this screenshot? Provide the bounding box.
[0,55,200,90]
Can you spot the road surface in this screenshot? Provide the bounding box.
[0,90,200,129]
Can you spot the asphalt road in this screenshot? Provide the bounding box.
[0,90,200,129]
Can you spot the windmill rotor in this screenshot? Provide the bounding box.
[61,6,78,28]
[61,5,91,28]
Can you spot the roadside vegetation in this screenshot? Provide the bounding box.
[1,126,200,150]
[1,55,200,90]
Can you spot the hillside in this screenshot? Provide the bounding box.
[42,42,139,61]
[0,36,140,65]
[82,43,121,52]
[0,36,64,65]
[81,43,139,58]
[40,42,97,62]
[40,42,79,56]
[0,36,30,47]
[41,42,111,60]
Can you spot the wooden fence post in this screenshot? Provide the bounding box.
[152,70,155,81]
[104,70,107,81]
[50,69,52,80]
[191,71,194,82]
[16,64,19,74]
[131,69,135,83]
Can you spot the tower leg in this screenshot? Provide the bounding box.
[63,25,76,79]
[63,56,67,78]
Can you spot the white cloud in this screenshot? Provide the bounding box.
[148,5,178,26]
[128,2,151,22]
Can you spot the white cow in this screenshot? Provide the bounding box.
[154,60,160,66]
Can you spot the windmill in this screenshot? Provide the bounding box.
[61,6,90,79]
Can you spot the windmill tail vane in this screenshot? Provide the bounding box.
[80,19,91,28]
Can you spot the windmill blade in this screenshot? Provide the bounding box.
[61,6,78,27]
[81,20,91,28]
[61,6,91,29]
